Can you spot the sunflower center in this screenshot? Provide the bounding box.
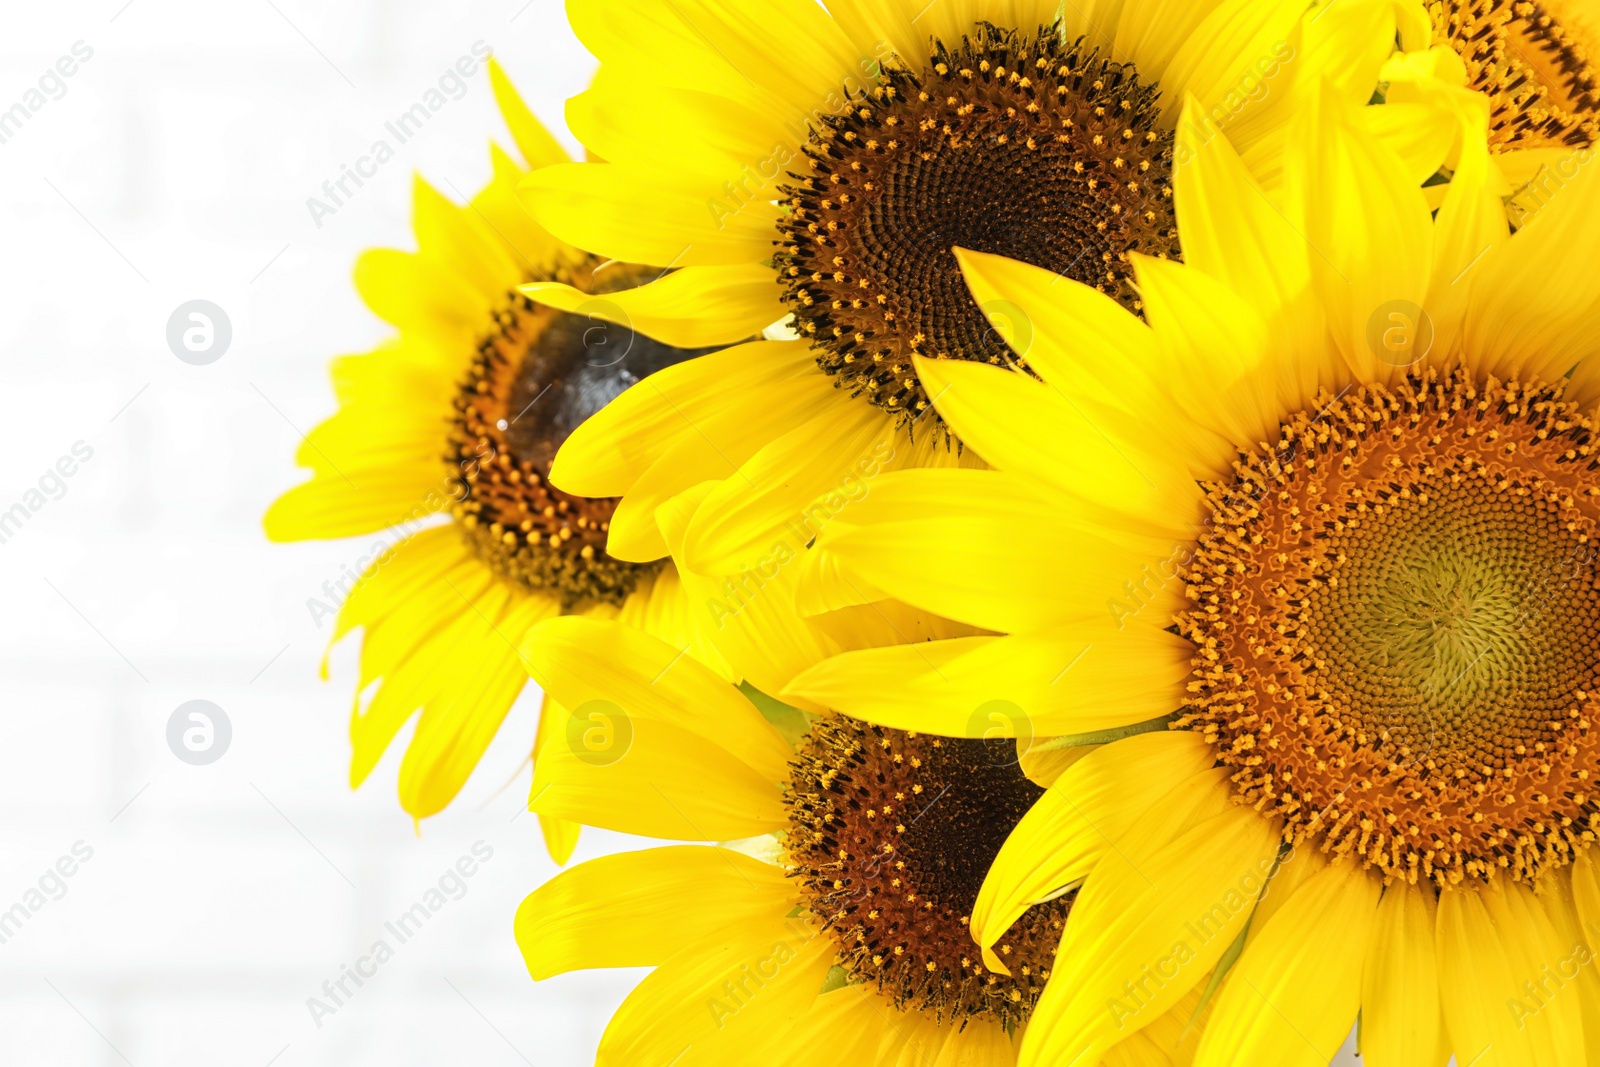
[1434,0,1600,150]
[776,24,1177,430]
[448,260,718,606]
[783,713,1066,1024]
[1179,370,1600,886]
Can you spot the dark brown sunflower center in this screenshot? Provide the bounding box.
[448,260,718,606]
[783,713,1066,1024]
[1179,370,1600,887]
[775,24,1178,429]
[1434,0,1600,150]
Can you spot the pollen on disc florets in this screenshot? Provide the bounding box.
[775,24,1178,432]
[1430,0,1600,151]
[783,713,1067,1025]
[1178,369,1600,887]
[448,259,719,607]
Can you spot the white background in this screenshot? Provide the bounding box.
[0,2,1361,1064]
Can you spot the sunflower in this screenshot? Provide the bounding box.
[1414,0,1600,155]
[515,614,1214,1067]
[785,84,1600,1065]
[514,0,1432,592]
[263,64,729,859]
[1385,0,1600,220]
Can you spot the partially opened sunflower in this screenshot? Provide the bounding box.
[1392,0,1600,192]
[263,65,728,858]
[786,86,1600,1065]
[518,0,1439,590]
[515,615,1212,1067]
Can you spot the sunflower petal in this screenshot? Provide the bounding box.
[1193,860,1377,1067]
[550,339,823,498]
[488,58,571,170]
[1437,878,1585,1067]
[1300,81,1433,384]
[1018,800,1282,1065]
[972,732,1221,969]
[515,845,790,978]
[595,914,834,1067]
[912,356,1203,541]
[785,624,1191,738]
[522,616,792,783]
[522,162,781,267]
[1359,882,1449,1067]
[522,263,785,347]
[814,467,1179,634]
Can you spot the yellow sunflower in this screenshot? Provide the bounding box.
[515,615,1214,1067]
[785,85,1600,1065]
[515,0,1436,594]
[263,64,730,859]
[1390,0,1600,190]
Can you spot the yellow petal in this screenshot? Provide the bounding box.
[354,247,488,342]
[1460,139,1600,385]
[815,467,1179,634]
[785,623,1191,738]
[1437,878,1585,1067]
[617,562,737,684]
[488,58,570,170]
[1231,0,1400,155]
[657,482,837,703]
[1358,882,1449,1067]
[1299,81,1432,384]
[522,161,780,267]
[396,587,557,818]
[1019,800,1282,1066]
[410,173,521,303]
[549,339,822,498]
[529,714,785,841]
[601,0,859,116]
[1356,100,1459,187]
[1112,0,1237,86]
[1537,865,1600,1061]
[954,246,1164,405]
[1573,846,1600,944]
[595,913,834,1067]
[770,984,897,1066]
[569,67,791,184]
[1425,106,1507,367]
[825,0,924,69]
[972,732,1221,968]
[1172,97,1323,414]
[913,355,1203,542]
[681,401,894,576]
[533,691,580,864]
[567,0,786,103]
[1132,253,1279,454]
[263,463,444,542]
[537,813,580,867]
[1194,860,1378,1067]
[514,844,790,978]
[522,616,792,784]
[930,1018,1014,1066]
[522,263,785,348]
[1156,0,1306,132]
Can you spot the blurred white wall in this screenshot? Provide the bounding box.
[0,2,1362,1065]
[0,2,644,1064]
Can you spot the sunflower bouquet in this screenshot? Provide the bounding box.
[270,0,1600,1063]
